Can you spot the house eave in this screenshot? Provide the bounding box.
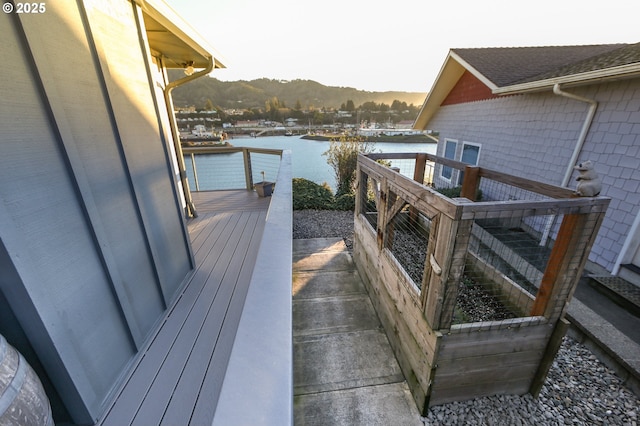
[449,50,500,91]
[414,50,499,130]
[135,0,226,70]
[493,63,640,95]
[413,53,464,130]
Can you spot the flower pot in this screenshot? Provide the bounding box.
[255,181,274,197]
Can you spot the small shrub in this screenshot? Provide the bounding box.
[323,135,374,197]
[435,186,482,200]
[333,193,355,211]
[292,178,335,210]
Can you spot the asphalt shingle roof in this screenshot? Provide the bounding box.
[452,43,637,87]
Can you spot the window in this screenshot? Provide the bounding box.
[461,142,480,165]
[458,142,481,185]
[441,139,457,180]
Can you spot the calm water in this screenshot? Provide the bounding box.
[185,135,437,191]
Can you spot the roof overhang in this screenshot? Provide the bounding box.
[493,62,640,95]
[135,0,225,70]
[414,48,640,130]
[413,52,468,130]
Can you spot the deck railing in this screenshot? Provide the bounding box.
[182,146,283,191]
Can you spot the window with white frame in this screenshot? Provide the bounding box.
[441,139,457,180]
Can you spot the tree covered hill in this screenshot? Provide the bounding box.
[170,74,427,111]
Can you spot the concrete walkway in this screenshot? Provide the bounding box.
[292,238,423,425]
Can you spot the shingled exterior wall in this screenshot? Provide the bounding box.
[428,78,640,272]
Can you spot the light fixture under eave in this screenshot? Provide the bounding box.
[184,61,195,76]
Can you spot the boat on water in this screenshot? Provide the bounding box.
[181,124,227,144]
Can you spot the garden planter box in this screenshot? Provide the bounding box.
[353,152,610,414]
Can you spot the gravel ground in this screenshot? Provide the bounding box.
[293,209,355,250]
[293,209,640,426]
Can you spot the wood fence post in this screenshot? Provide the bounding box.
[243,148,253,190]
[410,153,428,224]
[530,213,581,317]
[376,177,388,250]
[460,165,480,201]
[355,165,366,216]
[413,153,427,185]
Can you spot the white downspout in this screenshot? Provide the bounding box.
[540,84,598,245]
[553,84,599,188]
[163,57,215,218]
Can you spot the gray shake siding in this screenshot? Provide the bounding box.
[428,79,640,272]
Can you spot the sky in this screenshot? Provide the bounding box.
[166,0,639,93]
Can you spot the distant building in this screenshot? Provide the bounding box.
[234,120,260,127]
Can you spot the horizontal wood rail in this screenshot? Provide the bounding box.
[365,152,577,199]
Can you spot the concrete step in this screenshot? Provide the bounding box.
[589,274,640,317]
[292,238,423,425]
[619,263,640,287]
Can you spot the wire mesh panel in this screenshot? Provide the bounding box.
[385,200,433,292]
[452,214,557,325]
[422,160,436,187]
[385,157,418,180]
[359,160,434,292]
[360,170,380,230]
[478,174,560,244]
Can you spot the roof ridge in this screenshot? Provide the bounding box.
[453,43,627,51]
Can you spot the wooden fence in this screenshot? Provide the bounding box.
[353,153,609,413]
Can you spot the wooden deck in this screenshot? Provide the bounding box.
[99,190,270,425]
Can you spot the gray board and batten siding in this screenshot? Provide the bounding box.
[0,3,192,423]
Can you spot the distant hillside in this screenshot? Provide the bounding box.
[170,75,427,111]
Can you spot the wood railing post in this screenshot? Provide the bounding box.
[413,153,427,185]
[243,148,253,190]
[376,178,388,250]
[355,165,366,216]
[530,213,582,318]
[410,154,428,224]
[190,153,200,192]
[460,165,480,201]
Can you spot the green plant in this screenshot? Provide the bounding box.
[435,186,482,200]
[333,193,355,211]
[292,178,335,210]
[323,135,374,197]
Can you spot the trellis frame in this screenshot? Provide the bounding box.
[353,153,609,413]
